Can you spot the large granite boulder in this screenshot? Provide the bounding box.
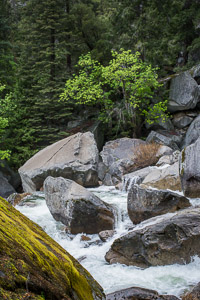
[127,184,190,224]
[0,196,105,300]
[19,132,99,192]
[168,71,200,112]
[180,136,200,198]
[100,138,146,185]
[141,162,181,191]
[105,207,200,268]
[106,287,178,300]
[0,172,16,198]
[183,114,200,147]
[44,176,115,234]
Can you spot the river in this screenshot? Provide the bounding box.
[16,185,200,298]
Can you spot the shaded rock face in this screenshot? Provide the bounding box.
[106,286,178,300]
[180,137,200,198]
[100,138,145,185]
[44,176,115,234]
[172,112,194,129]
[0,173,16,198]
[168,71,200,112]
[182,282,200,300]
[127,184,190,224]
[0,197,105,300]
[146,131,180,150]
[183,114,200,147]
[141,162,181,191]
[105,207,200,268]
[19,132,99,192]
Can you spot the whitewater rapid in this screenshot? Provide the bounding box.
[16,186,200,298]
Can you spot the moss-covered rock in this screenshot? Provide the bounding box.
[0,197,105,300]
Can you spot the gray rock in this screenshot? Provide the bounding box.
[0,173,16,198]
[0,160,21,190]
[44,176,115,234]
[180,137,200,198]
[100,138,145,185]
[122,166,154,192]
[146,131,180,150]
[192,64,200,85]
[172,113,193,129]
[19,132,99,192]
[156,150,180,166]
[168,71,200,112]
[128,184,190,224]
[156,145,174,157]
[106,286,179,300]
[99,230,116,242]
[105,207,200,268]
[141,162,181,191]
[183,114,200,147]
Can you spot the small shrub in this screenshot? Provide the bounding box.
[134,142,161,168]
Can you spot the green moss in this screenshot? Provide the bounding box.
[0,197,105,300]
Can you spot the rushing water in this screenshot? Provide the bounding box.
[16,186,200,298]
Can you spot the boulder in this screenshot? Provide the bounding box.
[122,166,154,192]
[156,150,180,166]
[105,207,200,268]
[127,184,190,224]
[141,162,181,191]
[168,71,200,112]
[19,132,99,192]
[99,230,116,242]
[7,192,31,206]
[146,131,180,150]
[0,160,21,190]
[106,287,178,300]
[0,196,105,300]
[0,173,16,198]
[44,176,115,234]
[183,114,200,147]
[182,282,200,300]
[180,137,200,198]
[172,112,193,129]
[100,138,146,185]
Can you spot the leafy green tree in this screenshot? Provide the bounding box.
[61,50,168,137]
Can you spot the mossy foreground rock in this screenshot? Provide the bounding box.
[0,197,105,300]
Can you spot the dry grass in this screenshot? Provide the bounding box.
[123,142,161,174]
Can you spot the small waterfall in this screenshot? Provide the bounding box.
[122,175,141,192]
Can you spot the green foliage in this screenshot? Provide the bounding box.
[0,84,12,160]
[61,50,168,137]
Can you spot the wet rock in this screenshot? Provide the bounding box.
[168,71,200,112]
[182,282,200,300]
[183,114,200,147]
[106,286,179,300]
[128,184,190,224]
[0,196,105,300]
[142,162,181,191]
[105,207,200,268]
[44,176,115,234]
[122,166,154,192]
[180,136,200,198]
[100,138,146,185]
[81,235,91,241]
[99,230,116,242]
[7,192,31,206]
[19,132,99,192]
[0,173,15,198]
